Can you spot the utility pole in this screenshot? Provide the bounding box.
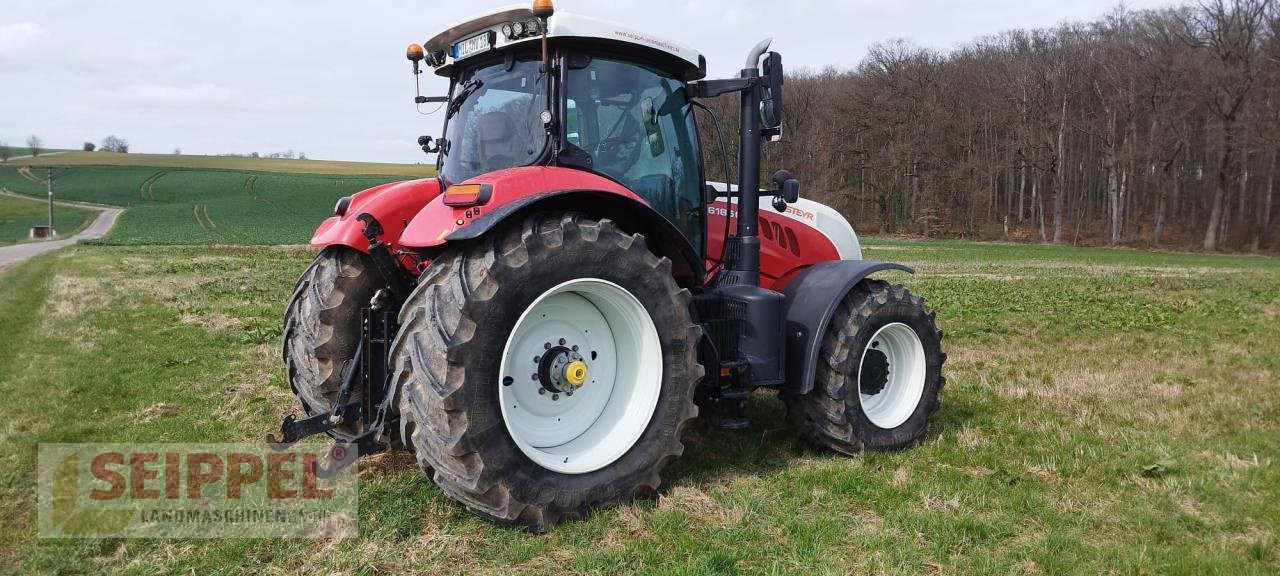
[46,167,55,233]
[40,167,69,237]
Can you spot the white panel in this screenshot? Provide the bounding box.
[708,182,863,261]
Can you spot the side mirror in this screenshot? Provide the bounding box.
[640,97,665,156]
[771,169,799,212]
[782,178,799,203]
[760,52,784,136]
[418,135,441,154]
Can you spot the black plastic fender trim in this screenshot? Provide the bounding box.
[779,260,914,395]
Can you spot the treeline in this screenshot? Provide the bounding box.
[702,0,1279,252]
[219,150,308,160]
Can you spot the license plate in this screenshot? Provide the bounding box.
[452,32,493,61]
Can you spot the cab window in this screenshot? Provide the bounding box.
[564,56,703,250]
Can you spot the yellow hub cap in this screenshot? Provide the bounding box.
[564,360,588,387]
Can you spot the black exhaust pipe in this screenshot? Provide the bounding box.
[727,38,772,286]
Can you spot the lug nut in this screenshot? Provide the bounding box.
[539,388,546,395]
[566,389,574,396]
[532,373,538,380]
[571,345,578,351]
[559,338,566,345]
[544,342,552,350]
[552,393,559,401]
[534,356,542,363]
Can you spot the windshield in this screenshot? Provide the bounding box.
[440,56,549,184]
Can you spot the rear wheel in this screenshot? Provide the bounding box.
[282,247,380,441]
[393,213,701,531]
[784,279,945,453]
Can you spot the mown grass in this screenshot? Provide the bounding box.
[0,165,413,244]
[12,151,435,178]
[0,195,96,245]
[0,240,1277,574]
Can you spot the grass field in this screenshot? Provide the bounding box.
[0,165,420,244]
[11,151,435,177]
[0,239,1276,574]
[0,195,96,246]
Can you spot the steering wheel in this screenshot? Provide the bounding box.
[593,113,644,175]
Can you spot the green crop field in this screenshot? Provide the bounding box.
[0,195,97,246]
[1,240,1276,574]
[0,165,423,245]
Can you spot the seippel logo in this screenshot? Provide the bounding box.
[38,443,358,539]
[87,450,334,501]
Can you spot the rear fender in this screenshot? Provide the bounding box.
[398,166,705,286]
[310,178,442,252]
[780,260,914,394]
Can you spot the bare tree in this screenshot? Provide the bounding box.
[100,135,129,153]
[692,0,1278,252]
[26,134,43,157]
[1183,0,1270,250]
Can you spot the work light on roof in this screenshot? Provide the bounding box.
[531,0,554,19]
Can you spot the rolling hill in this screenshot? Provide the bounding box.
[0,156,435,244]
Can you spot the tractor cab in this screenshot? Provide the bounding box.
[411,4,708,249]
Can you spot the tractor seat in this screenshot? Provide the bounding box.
[476,111,525,171]
[628,174,677,220]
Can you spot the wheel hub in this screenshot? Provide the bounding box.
[859,346,890,396]
[564,360,588,386]
[536,345,587,395]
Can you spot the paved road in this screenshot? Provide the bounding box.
[3,151,67,162]
[0,194,123,268]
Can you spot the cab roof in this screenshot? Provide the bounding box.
[423,5,706,81]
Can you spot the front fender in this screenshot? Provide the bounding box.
[397,166,705,286]
[780,260,914,394]
[310,178,442,251]
[398,166,640,248]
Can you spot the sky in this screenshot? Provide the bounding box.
[0,0,1177,164]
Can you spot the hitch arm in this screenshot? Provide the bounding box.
[266,402,361,450]
[328,339,364,424]
[356,212,414,303]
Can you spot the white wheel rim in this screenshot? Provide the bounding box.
[498,278,662,474]
[857,322,926,429]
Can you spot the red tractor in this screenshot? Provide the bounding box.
[270,0,945,531]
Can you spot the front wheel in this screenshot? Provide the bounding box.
[282,247,380,441]
[393,213,702,531]
[784,279,945,453]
